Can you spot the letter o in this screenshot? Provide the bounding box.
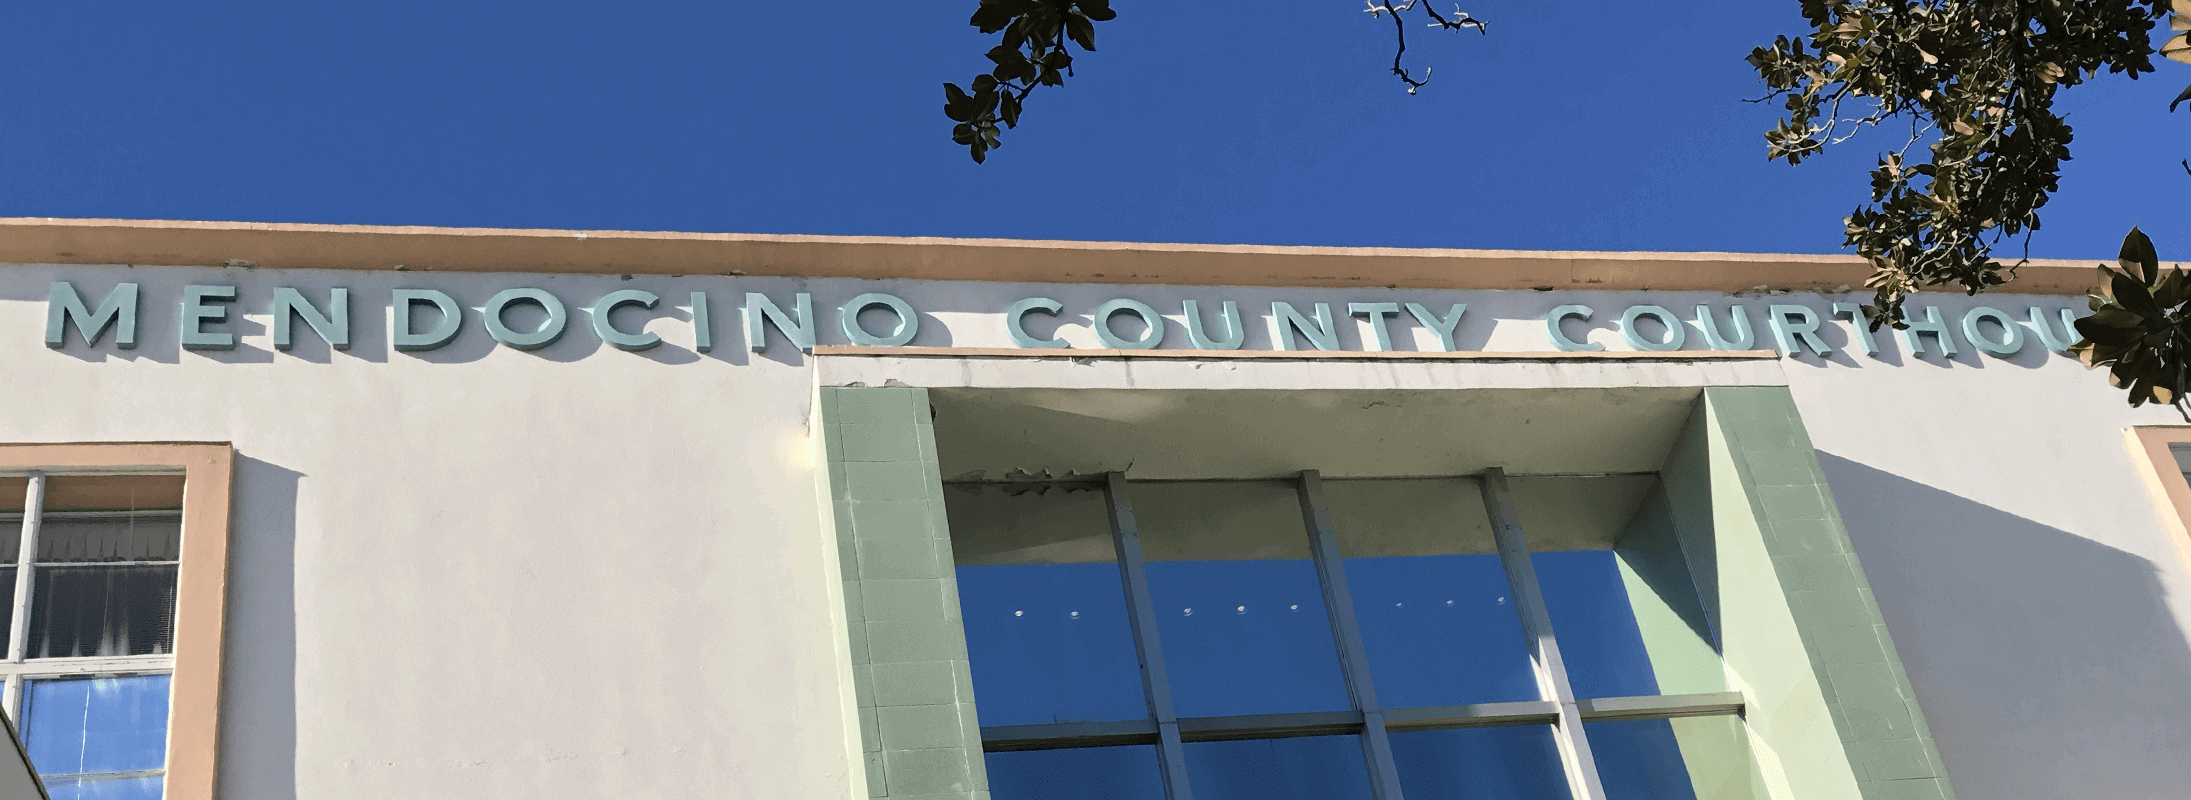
[840,293,919,347]
[484,288,568,350]
[1619,305,1687,351]
[1961,306,2027,357]
[1094,299,1164,350]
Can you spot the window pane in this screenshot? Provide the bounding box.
[42,774,164,800]
[1390,726,1571,800]
[28,565,178,658]
[1531,551,1658,698]
[37,516,182,563]
[0,519,18,564]
[1327,478,1535,708]
[1135,480,1349,717]
[0,566,13,646]
[1585,716,1761,800]
[23,674,171,776]
[1184,735,1374,800]
[986,745,1164,800]
[947,485,1146,726]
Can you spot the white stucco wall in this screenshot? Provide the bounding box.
[0,262,2185,798]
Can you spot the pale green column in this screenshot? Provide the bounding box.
[819,386,989,800]
[1651,386,1955,800]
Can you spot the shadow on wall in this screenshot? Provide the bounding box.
[217,457,301,800]
[1817,453,2191,800]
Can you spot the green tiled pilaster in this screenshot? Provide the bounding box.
[820,387,989,800]
[1699,386,1955,800]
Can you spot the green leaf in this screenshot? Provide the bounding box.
[1064,14,1096,51]
[1078,0,1116,22]
[2122,227,2161,286]
[943,83,974,122]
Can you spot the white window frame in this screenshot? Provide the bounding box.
[0,469,183,790]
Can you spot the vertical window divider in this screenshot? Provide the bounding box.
[1478,467,1609,800]
[1295,470,1408,800]
[1102,472,1196,800]
[2,470,46,719]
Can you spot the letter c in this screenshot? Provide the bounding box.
[591,289,662,351]
[1007,297,1068,349]
[1547,304,1604,352]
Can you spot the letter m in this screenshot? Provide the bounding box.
[46,282,139,349]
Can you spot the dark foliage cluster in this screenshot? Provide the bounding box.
[2075,229,2191,417]
[1750,0,2175,331]
[942,0,1116,163]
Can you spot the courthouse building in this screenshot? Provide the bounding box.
[0,218,2189,800]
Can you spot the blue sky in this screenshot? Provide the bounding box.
[1,2,2184,258]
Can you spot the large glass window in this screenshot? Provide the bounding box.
[0,473,183,798]
[947,470,1752,800]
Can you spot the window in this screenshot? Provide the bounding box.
[947,469,1750,800]
[0,444,232,800]
[1,472,183,800]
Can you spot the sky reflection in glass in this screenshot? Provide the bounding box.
[23,673,170,776]
[1136,481,1349,717]
[1184,735,1375,800]
[986,745,1165,800]
[1585,719,1702,800]
[1390,726,1572,800]
[956,562,1146,725]
[1327,476,1534,708]
[946,486,1145,726]
[43,775,164,800]
[1531,550,1660,698]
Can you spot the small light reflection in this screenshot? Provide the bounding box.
[1235,605,1246,614]
[1069,611,1080,618]
[1013,610,1024,617]
[1289,604,1299,611]
[1183,607,1194,616]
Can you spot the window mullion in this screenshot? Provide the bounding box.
[1478,467,1609,800]
[1295,470,1407,800]
[8,471,46,671]
[1102,472,1196,800]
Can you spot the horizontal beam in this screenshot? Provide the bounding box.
[816,346,1779,362]
[0,217,2105,295]
[1576,692,1745,723]
[983,694,1748,752]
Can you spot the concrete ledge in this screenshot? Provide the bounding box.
[0,217,2105,295]
[813,345,1783,361]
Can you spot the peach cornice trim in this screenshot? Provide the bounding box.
[0,217,2107,295]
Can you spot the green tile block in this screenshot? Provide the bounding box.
[952,660,978,704]
[864,579,951,622]
[1740,448,1819,486]
[1826,661,1904,707]
[1813,624,1889,665]
[825,423,847,463]
[865,751,889,797]
[844,423,923,463]
[1774,553,1862,593]
[1840,698,1919,741]
[848,461,934,502]
[1860,778,1948,800]
[861,706,882,753]
[843,581,868,624]
[1853,739,1937,780]
[873,661,960,707]
[859,539,943,581]
[1764,517,1848,557]
[852,499,940,541]
[1755,483,1829,521]
[834,388,922,425]
[1787,590,1876,628]
[868,619,968,664]
[847,611,871,664]
[884,748,975,796]
[879,704,969,751]
[917,424,940,464]
[1705,388,1794,420]
[855,664,876,707]
[1828,702,1857,744]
